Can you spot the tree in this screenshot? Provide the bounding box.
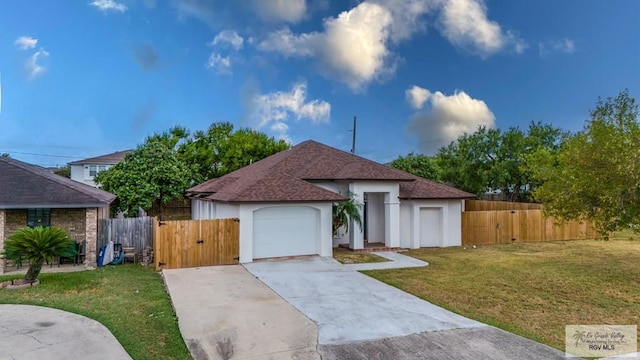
[95,130,194,219]
[531,90,640,236]
[390,153,442,182]
[3,226,73,283]
[53,165,70,178]
[436,122,565,201]
[177,122,289,182]
[332,193,363,236]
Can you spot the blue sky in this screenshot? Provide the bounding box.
[0,0,638,167]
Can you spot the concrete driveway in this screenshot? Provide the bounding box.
[244,256,567,359]
[163,266,319,360]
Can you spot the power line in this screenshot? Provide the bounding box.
[0,150,85,159]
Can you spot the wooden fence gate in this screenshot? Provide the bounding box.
[153,218,240,270]
[462,200,596,246]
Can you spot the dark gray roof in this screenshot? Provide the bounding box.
[187,140,473,203]
[0,157,116,209]
[68,150,132,165]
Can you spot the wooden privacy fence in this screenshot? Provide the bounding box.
[154,218,239,270]
[462,200,596,246]
[97,216,154,253]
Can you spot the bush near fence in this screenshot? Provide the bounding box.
[462,200,596,246]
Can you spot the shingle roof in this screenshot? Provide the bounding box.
[399,173,474,199]
[68,150,132,165]
[0,157,116,209]
[187,140,473,203]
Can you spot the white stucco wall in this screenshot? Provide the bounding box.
[400,199,464,248]
[348,181,401,249]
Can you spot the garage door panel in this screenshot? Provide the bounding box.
[253,206,319,259]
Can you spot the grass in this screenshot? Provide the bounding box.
[0,265,190,360]
[363,233,640,351]
[333,247,390,264]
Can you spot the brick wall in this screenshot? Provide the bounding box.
[5,210,27,238]
[51,209,86,243]
[85,208,98,268]
[0,210,5,274]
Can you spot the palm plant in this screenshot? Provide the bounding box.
[332,193,363,236]
[3,226,74,283]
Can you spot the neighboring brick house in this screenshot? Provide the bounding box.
[68,150,132,187]
[0,157,116,273]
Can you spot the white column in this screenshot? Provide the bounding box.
[348,183,364,250]
[385,193,401,248]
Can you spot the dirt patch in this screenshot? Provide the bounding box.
[0,279,40,289]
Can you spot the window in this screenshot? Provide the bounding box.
[27,209,51,228]
[88,164,108,177]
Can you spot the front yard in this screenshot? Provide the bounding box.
[0,265,190,360]
[364,234,640,351]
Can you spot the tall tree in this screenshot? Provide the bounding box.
[390,153,442,182]
[435,122,565,201]
[95,130,194,219]
[531,90,640,236]
[178,122,289,182]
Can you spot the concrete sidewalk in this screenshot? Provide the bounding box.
[0,304,131,360]
[163,266,320,360]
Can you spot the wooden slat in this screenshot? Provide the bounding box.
[462,207,598,246]
[154,218,239,270]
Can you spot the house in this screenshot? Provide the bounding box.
[68,150,132,187]
[0,157,116,273]
[186,140,474,263]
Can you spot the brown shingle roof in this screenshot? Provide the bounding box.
[399,174,475,199]
[68,150,133,165]
[0,157,116,208]
[187,140,473,203]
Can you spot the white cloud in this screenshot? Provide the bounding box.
[406,85,432,109]
[251,82,331,140]
[249,0,307,23]
[539,38,576,57]
[206,53,232,75]
[369,0,438,42]
[14,36,38,50]
[259,2,394,91]
[211,30,244,50]
[407,87,495,154]
[437,0,526,57]
[172,0,216,26]
[258,28,317,57]
[25,48,49,79]
[90,0,128,12]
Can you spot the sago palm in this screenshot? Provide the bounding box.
[332,193,363,236]
[3,226,74,283]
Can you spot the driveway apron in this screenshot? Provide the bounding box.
[244,256,566,359]
[163,265,319,360]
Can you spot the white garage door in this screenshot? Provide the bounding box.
[253,206,319,259]
[420,207,443,247]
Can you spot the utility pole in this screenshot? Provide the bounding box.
[351,116,357,154]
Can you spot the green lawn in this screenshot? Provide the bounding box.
[0,265,190,360]
[364,234,640,351]
[333,247,390,264]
